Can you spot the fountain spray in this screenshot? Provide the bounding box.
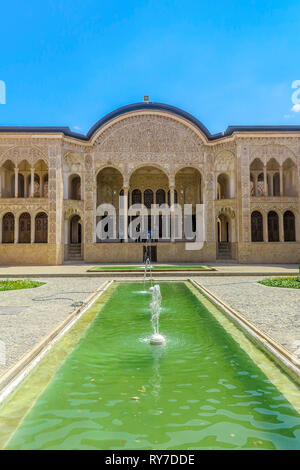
[150,284,166,345]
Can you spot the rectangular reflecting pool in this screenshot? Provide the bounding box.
[0,282,299,450]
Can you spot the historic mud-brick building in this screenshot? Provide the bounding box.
[0,100,299,265]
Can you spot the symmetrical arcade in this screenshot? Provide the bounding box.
[0,101,299,265]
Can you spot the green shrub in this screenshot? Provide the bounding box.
[0,279,45,291]
[258,277,300,289]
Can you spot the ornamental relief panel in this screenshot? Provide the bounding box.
[212,141,236,154]
[64,206,84,220]
[0,145,49,166]
[249,144,297,165]
[63,151,84,173]
[216,206,236,219]
[0,204,49,217]
[214,150,236,172]
[241,137,300,149]
[250,202,298,214]
[92,114,205,164]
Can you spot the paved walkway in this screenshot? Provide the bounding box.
[0,263,297,276]
[197,276,300,358]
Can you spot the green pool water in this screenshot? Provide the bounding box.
[2,282,300,450]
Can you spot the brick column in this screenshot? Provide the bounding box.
[123,187,129,242]
[40,173,44,197]
[279,166,283,196]
[24,173,28,198]
[14,168,19,198]
[170,185,175,242]
[31,216,35,243]
[14,215,19,243]
[30,168,34,197]
[279,212,284,242]
[269,171,274,196]
[237,143,251,243]
[47,145,64,264]
[83,151,95,250]
[263,166,267,196]
[263,212,268,242]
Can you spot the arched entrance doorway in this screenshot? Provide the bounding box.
[96,167,123,242]
[216,209,236,260]
[129,166,169,260]
[69,215,82,260]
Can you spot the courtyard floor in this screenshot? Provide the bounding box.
[0,263,297,276]
[0,272,299,378]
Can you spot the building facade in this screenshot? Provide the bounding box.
[0,101,299,265]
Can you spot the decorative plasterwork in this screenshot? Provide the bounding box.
[0,145,49,166]
[249,144,296,165]
[250,202,298,214]
[63,151,84,173]
[214,150,236,172]
[0,203,49,218]
[64,206,84,220]
[217,206,236,219]
[92,113,205,164]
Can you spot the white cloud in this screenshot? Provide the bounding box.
[73,125,82,131]
[291,103,300,112]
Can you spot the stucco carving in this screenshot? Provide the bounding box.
[93,114,205,164]
[0,145,48,166]
[63,151,83,173]
[249,144,296,165]
[214,150,235,172]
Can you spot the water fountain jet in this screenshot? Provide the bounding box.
[149,284,166,346]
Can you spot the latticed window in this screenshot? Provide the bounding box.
[2,213,14,243]
[251,211,263,242]
[284,211,296,242]
[19,213,31,243]
[35,212,48,243]
[132,189,142,205]
[144,189,153,209]
[257,173,264,196]
[156,189,166,205]
[268,211,279,242]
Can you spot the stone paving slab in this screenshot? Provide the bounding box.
[197,276,300,358]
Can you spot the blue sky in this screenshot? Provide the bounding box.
[0,0,300,134]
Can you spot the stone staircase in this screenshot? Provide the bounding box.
[217,242,232,260]
[68,244,82,260]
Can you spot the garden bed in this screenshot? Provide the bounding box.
[258,277,300,289]
[0,280,45,291]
